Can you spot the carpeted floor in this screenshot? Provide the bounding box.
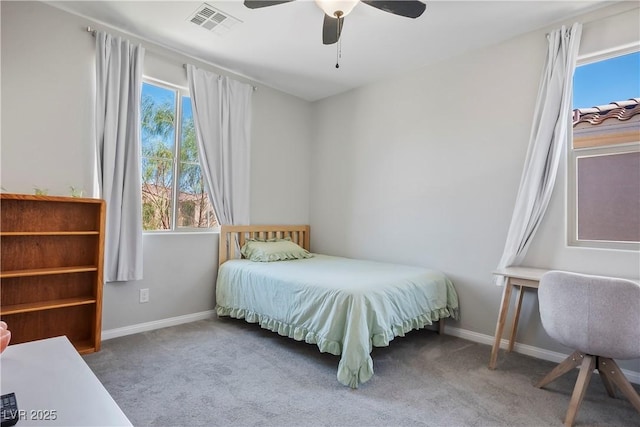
[84,318,640,427]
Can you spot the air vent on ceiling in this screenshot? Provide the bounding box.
[188,3,241,36]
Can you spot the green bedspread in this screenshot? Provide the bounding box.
[215,254,459,388]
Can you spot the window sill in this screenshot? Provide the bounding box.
[567,239,639,252]
[143,230,220,236]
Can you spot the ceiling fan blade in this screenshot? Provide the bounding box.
[243,0,295,9]
[322,14,344,45]
[361,0,426,18]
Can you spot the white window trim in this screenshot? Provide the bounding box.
[578,41,640,67]
[567,47,640,251]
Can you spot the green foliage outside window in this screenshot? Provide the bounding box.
[140,82,217,231]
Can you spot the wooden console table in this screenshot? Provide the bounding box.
[488,266,549,369]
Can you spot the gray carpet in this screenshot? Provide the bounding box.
[83,319,640,427]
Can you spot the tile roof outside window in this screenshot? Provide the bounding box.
[572,98,640,149]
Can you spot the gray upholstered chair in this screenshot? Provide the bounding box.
[536,271,640,426]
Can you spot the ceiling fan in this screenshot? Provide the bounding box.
[243,0,427,45]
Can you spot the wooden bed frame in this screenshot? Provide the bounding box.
[218,224,310,266]
[217,224,445,335]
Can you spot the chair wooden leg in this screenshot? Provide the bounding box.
[597,357,617,398]
[598,358,640,414]
[564,354,595,427]
[536,350,584,389]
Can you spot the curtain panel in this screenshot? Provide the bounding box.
[95,31,145,282]
[495,23,582,283]
[186,65,253,227]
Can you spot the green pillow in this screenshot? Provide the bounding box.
[241,239,312,262]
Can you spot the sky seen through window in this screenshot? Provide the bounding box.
[573,50,639,109]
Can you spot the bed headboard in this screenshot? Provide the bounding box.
[218,225,311,266]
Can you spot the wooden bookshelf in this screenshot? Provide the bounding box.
[0,193,105,354]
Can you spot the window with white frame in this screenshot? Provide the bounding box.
[569,49,639,250]
[140,79,218,231]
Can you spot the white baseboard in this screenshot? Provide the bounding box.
[444,325,640,385]
[101,310,216,341]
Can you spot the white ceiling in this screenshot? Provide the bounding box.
[49,0,610,101]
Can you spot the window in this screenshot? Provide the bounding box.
[569,50,639,250]
[140,80,218,231]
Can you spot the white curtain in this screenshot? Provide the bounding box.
[495,23,582,283]
[95,31,145,282]
[186,65,253,226]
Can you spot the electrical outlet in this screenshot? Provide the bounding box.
[139,288,149,303]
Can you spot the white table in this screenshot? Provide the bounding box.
[0,336,132,426]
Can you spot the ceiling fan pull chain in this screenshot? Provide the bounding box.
[335,12,343,69]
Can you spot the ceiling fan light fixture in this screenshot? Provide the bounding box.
[314,0,359,18]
